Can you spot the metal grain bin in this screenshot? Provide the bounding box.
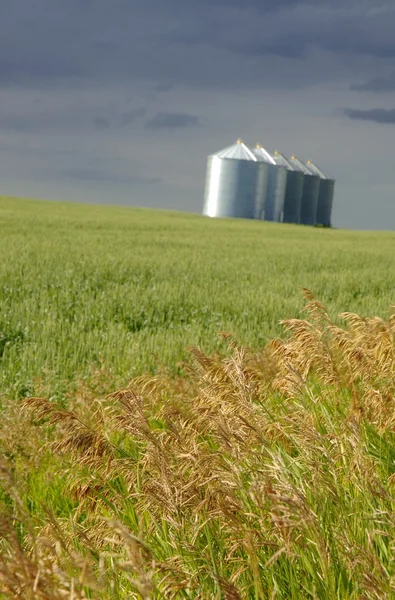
[203,139,258,219]
[288,156,320,226]
[252,147,269,220]
[252,144,287,222]
[272,151,304,224]
[306,160,335,227]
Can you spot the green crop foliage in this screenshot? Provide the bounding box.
[1,196,395,401]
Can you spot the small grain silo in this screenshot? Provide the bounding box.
[252,144,287,222]
[288,156,320,226]
[272,151,304,224]
[203,139,258,219]
[306,160,335,227]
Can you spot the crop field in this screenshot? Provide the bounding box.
[1,196,395,401]
[1,196,395,598]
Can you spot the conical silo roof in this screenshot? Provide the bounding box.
[305,160,333,180]
[271,151,297,171]
[288,155,312,175]
[252,144,276,165]
[214,139,257,161]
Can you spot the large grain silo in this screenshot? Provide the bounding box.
[203,139,258,219]
[252,144,287,222]
[272,151,304,224]
[288,156,320,226]
[306,160,335,227]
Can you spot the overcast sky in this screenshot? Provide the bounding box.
[1,0,395,230]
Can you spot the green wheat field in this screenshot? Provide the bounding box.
[1,196,395,599]
[1,196,395,401]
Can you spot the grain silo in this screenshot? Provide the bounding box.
[252,145,287,222]
[252,147,269,220]
[203,139,258,219]
[306,160,335,227]
[272,151,304,224]
[288,156,320,226]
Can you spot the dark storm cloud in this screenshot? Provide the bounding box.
[154,83,175,93]
[120,108,146,126]
[169,5,395,61]
[0,56,84,86]
[93,107,146,130]
[1,0,394,92]
[343,108,395,124]
[0,117,31,133]
[0,109,108,133]
[193,0,377,12]
[62,167,163,185]
[93,116,111,130]
[185,0,300,14]
[351,72,395,92]
[169,28,306,59]
[145,112,200,130]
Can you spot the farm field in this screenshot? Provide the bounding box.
[1,196,395,401]
[1,196,395,598]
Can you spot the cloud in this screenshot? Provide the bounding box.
[93,107,146,130]
[1,0,394,95]
[120,107,146,126]
[62,167,163,185]
[145,112,200,129]
[169,6,395,61]
[371,183,395,195]
[154,82,174,93]
[0,117,31,133]
[191,0,371,13]
[0,97,123,134]
[93,116,111,129]
[343,108,395,124]
[351,72,395,92]
[0,55,84,87]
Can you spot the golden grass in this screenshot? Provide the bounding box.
[1,292,395,598]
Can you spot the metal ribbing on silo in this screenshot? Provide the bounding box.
[306,160,335,227]
[251,144,271,220]
[252,145,287,222]
[272,151,304,224]
[203,140,259,219]
[266,164,287,222]
[254,159,269,220]
[289,156,320,226]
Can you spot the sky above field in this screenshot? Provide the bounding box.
[0,0,395,230]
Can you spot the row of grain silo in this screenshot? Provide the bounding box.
[203,139,335,227]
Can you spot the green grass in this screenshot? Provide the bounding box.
[1,195,395,401]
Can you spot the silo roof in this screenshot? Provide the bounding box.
[213,139,257,161]
[252,144,276,165]
[305,160,332,180]
[288,156,313,175]
[271,151,298,171]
